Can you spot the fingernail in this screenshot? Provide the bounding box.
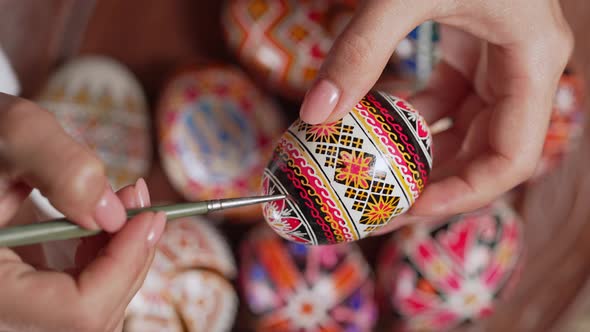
[135,178,151,208]
[147,211,166,247]
[94,186,126,232]
[299,79,340,124]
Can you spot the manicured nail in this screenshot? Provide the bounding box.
[299,79,340,124]
[135,178,151,208]
[94,186,126,232]
[147,211,166,247]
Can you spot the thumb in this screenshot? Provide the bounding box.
[0,94,126,231]
[299,0,434,124]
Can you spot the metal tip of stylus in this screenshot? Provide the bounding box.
[213,194,287,211]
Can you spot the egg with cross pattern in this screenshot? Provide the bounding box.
[261,90,433,245]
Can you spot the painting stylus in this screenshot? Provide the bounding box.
[0,194,286,248]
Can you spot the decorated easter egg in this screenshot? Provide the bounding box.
[533,70,586,179]
[222,0,356,99]
[239,226,377,331]
[376,200,524,332]
[157,65,285,221]
[261,90,433,245]
[28,56,151,271]
[35,55,151,191]
[125,216,238,332]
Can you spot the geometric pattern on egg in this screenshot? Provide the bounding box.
[376,200,524,332]
[262,90,433,245]
[222,0,357,98]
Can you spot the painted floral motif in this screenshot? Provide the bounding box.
[361,195,399,226]
[239,227,377,331]
[305,122,342,143]
[335,150,374,189]
[377,201,523,332]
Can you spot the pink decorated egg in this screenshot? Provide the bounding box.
[261,90,433,245]
[157,65,285,220]
[239,226,377,331]
[222,0,356,99]
[532,70,586,179]
[376,200,524,332]
[125,216,238,331]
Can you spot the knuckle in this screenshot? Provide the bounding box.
[333,31,373,70]
[0,99,47,148]
[55,150,105,204]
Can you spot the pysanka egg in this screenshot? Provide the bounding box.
[35,55,151,191]
[28,56,151,270]
[222,0,356,99]
[157,65,285,220]
[125,216,238,332]
[261,90,433,245]
[376,200,524,332]
[239,226,377,331]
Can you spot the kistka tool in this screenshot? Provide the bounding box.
[0,194,286,248]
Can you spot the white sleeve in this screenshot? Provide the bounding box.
[0,45,20,96]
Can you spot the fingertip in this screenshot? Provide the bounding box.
[134,177,150,208]
[410,178,475,217]
[35,147,110,230]
[78,211,158,306]
[115,184,139,209]
[93,186,127,233]
[299,79,341,124]
[147,212,166,247]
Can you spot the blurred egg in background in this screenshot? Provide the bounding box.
[156,65,286,221]
[238,226,377,331]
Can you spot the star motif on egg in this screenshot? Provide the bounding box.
[305,121,342,143]
[361,195,400,226]
[335,150,374,189]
